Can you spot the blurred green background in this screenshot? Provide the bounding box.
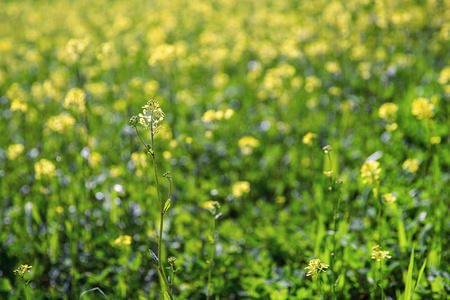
[0,0,449,299]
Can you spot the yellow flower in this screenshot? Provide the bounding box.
[64,88,86,113]
[302,132,317,145]
[360,161,381,184]
[371,244,391,261]
[385,123,398,132]
[438,66,450,85]
[238,136,259,155]
[14,264,32,280]
[378,103,398,122]
[131,152,148,169]
[56,206,64,213]
[305,258,329,278]
[323,170,333,178]
[114,235,132,246]
[411,97,435,120]
[201,201,220,215]
[46,113,76,133]
[382,193,397,205]
[325,61,341,75]
[202,110,216,122]
[7,144,25,160]
[402,159,419,173]
[10,99,28,112]
[89,152,102,169]
[232,181,250,198]
[430,136,441,144]
[224,108,235,119]
[35,159,56,180]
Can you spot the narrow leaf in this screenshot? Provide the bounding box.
[404,246,414,300]
[163,291,173,300]
[412,259,427,297]
[163,198,171,214]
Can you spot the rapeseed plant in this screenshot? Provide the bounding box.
[202,201,221,299]
[371,244,391,300]
[305,258,329,299]
[130,99,174,298]
[14,264,32,300]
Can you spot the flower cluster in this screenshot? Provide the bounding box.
[382,193,397,205]
[411,97,435,120]
[14,264,32,281]
[371,244,391,261]
[232,181,250,198]
[35,159,56,180]
[138,99,165,133]
[305,258,329,278]
[201,201,221,215]
[402,158,419,173]
[238,136,259,155]
[64,88,87,113]
[360,161,381,185]
[114,235,132,246]
[302,132,317,145]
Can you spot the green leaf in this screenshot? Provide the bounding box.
[163,291,173,300]
[413,259,427,297]
[163,198,171,214]
[404,246,414,300]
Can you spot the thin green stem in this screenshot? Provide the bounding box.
[380,261,384,300]
[150,129,172,297]
[207,216,216,300]
[25,284,29,300]
[134,124,172,297]
[319,277,323,300]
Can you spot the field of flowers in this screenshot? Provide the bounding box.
[0,0,449,299]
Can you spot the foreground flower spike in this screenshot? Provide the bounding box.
[371,244,392,261]
[14,264,32,280]
[138,99,165,133]
[305,258,329,278]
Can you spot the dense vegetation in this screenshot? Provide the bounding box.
[0,0,449,299]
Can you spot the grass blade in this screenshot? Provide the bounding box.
[404,246,414,300]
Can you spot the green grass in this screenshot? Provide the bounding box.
[0,0,449,299]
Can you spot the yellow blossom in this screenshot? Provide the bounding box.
[46,114,76,133]
[382,193,397,205]
[109,166,122,178]
[232,181,250,197]
[323,170,333,178]
[411,97,435,120]
[202,110,216,122]
[371,244,391,261]
[89,152,102,169]
[56,206,64,213]
[238,136,259,155]
[438,66,450,85]
[7,144,25,160]
[131,152,148,169]
[430,136,441,144]
[14,264,32,280]
[224,108,235,119]
[10,99,28,112]
[402,159,419,173]
[64,88,86,113]
[201,201,220,215]
[385,123,398,132]
[305,258,329,278]
[114,235,132,246]
[378,103,399,122]
[360,161,381,184]
[35,159,56,180]
[302,132,317,145]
